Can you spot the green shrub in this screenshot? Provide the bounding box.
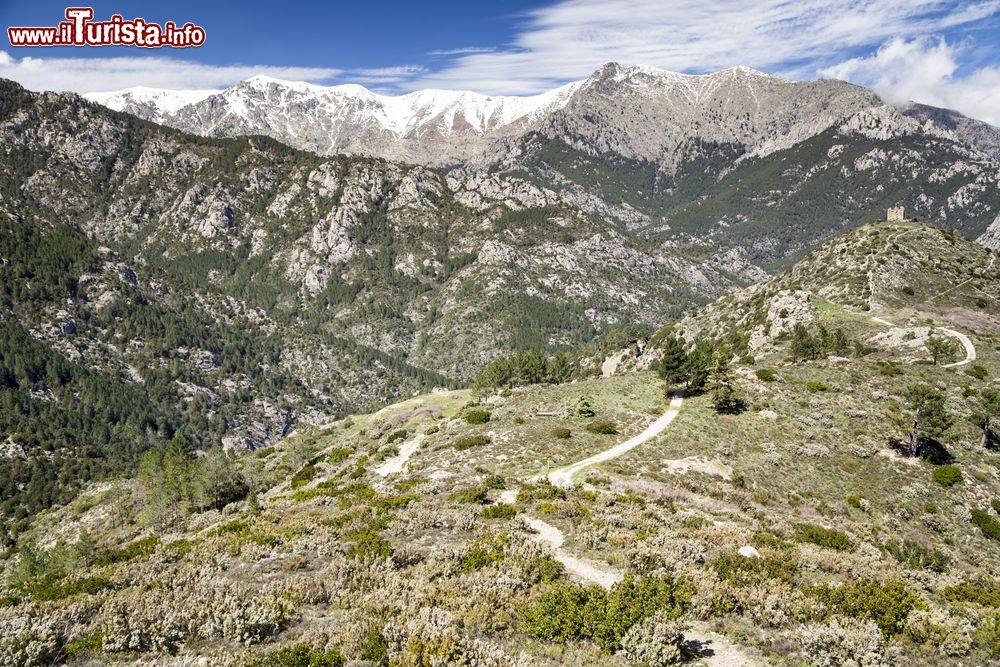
[424,424,439,435]
[344,529,392,560]
[93,536,159,567]
[22,574,114,602]
[460,534,508,572]
[374,494,417,512]
[943,579,1000,607]
[966,365,988,381]
[971,509,1000,542]
[806,381,829,393]
[360,627,388,666]
[483,474,506,489]
[63,632,104,659]
[249,643,345,667]
[291,464,318,489]
[991,499,1000,515]
[481,503,517,520]
[517,482,567,503]
[754,368,777,382]
[877,361,904,376]
[395,478,426,492]
[586,419,618,435]
[454,435,491,451]
[933,465,963,487]
[520,574,690,651]
[751,530,791,550]
[806,579,925,637]
[450,485,488,504]
[464,409,491,425]
[255,447,276,459]
[846,495,862,509]
[884,539,950,572]
[529,556,565,583]
[552,427,572,439]
[977,614,1000,658]
[794,523,852,551]
[711,551,798,585]
[209,519,252,536]
[386,429,408,443]
[326,447,351,463]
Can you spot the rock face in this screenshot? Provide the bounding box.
[978,214,1000,251]
[530,64,884,170]
[748,291,817,351]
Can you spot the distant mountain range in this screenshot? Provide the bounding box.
[85,63,1000,168]
[84,63,1000,257]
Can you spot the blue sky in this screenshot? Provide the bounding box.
[1,0,1000,122]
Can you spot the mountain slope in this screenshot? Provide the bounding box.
[664,219,1000,355]
[4,221,1000,666]
[84,65,1000,267]
[0,78,752,524]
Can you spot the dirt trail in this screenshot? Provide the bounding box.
[491,394,758,664]
[870,316,976,367]
[938,327,976,368]
[548,394,685,488]
[374,434,425,477]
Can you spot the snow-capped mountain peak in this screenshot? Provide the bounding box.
[85,86,219,120]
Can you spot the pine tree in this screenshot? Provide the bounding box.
[926,332,956,365]
[790,324,820,361]
[576,395,596,418]
[683,340,714,394]
[708,354,744,414]
[657,334,688,391]
[139,436,197,532]
[831,328,850,356]
[247,491,262,517]
[981,388,1000,449]
[546,352,573,384]
[903,383,953,457]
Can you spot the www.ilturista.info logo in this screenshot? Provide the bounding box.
[7,7,206,48]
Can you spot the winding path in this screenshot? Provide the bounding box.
[491,392,757,664]
[870,316,976,368]
[498,394,687,587]
[548,394,685,489]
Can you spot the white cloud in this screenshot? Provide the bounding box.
[427,47,496,56]
[821,36,1000,124]
[409,0,1000,97]
[0,51,341,93]
[348,65,426,85]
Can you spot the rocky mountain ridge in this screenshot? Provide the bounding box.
[87,75,583,166]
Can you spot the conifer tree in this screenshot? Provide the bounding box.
[576,395,596,418]
[683,340,714,394]
[903,383,953,457]
[708,354,744,414]
[657,334,688,391]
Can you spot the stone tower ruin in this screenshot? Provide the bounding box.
[887,206,905,222]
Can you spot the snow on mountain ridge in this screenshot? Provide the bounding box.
[85,86,219,116]
[88,77,584,140]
